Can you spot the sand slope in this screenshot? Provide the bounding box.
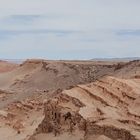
[0,60,18,73]
[0,59,117,94]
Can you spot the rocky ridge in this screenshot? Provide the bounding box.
[31,76,140,140]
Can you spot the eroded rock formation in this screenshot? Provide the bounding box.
[31,76,140,140]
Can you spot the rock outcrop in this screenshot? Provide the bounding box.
[0,59,140,140]
[31,76,140,140]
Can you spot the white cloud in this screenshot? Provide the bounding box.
[0,0,140,59]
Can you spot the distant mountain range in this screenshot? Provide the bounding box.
[0,57,140,64]
[91,57,140,62]
[1,59,25,64]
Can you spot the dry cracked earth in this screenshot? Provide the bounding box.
[0,59,140,140]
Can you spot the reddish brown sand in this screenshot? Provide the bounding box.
[0,60,17,73]
[0,59,139,140]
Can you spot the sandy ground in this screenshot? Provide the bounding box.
[0,59,139,140]
[0,93,45,140]
[0,60,17,73]
[32,76,140,140]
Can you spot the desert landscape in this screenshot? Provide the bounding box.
[0,0,140,139]
[0,59,139,140]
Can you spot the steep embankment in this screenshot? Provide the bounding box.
[31,76,140,140]
[114,60,140,78]
[0,59,139,93]
[0,59,116,94]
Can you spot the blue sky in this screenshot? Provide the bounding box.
[0,0,140,59]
